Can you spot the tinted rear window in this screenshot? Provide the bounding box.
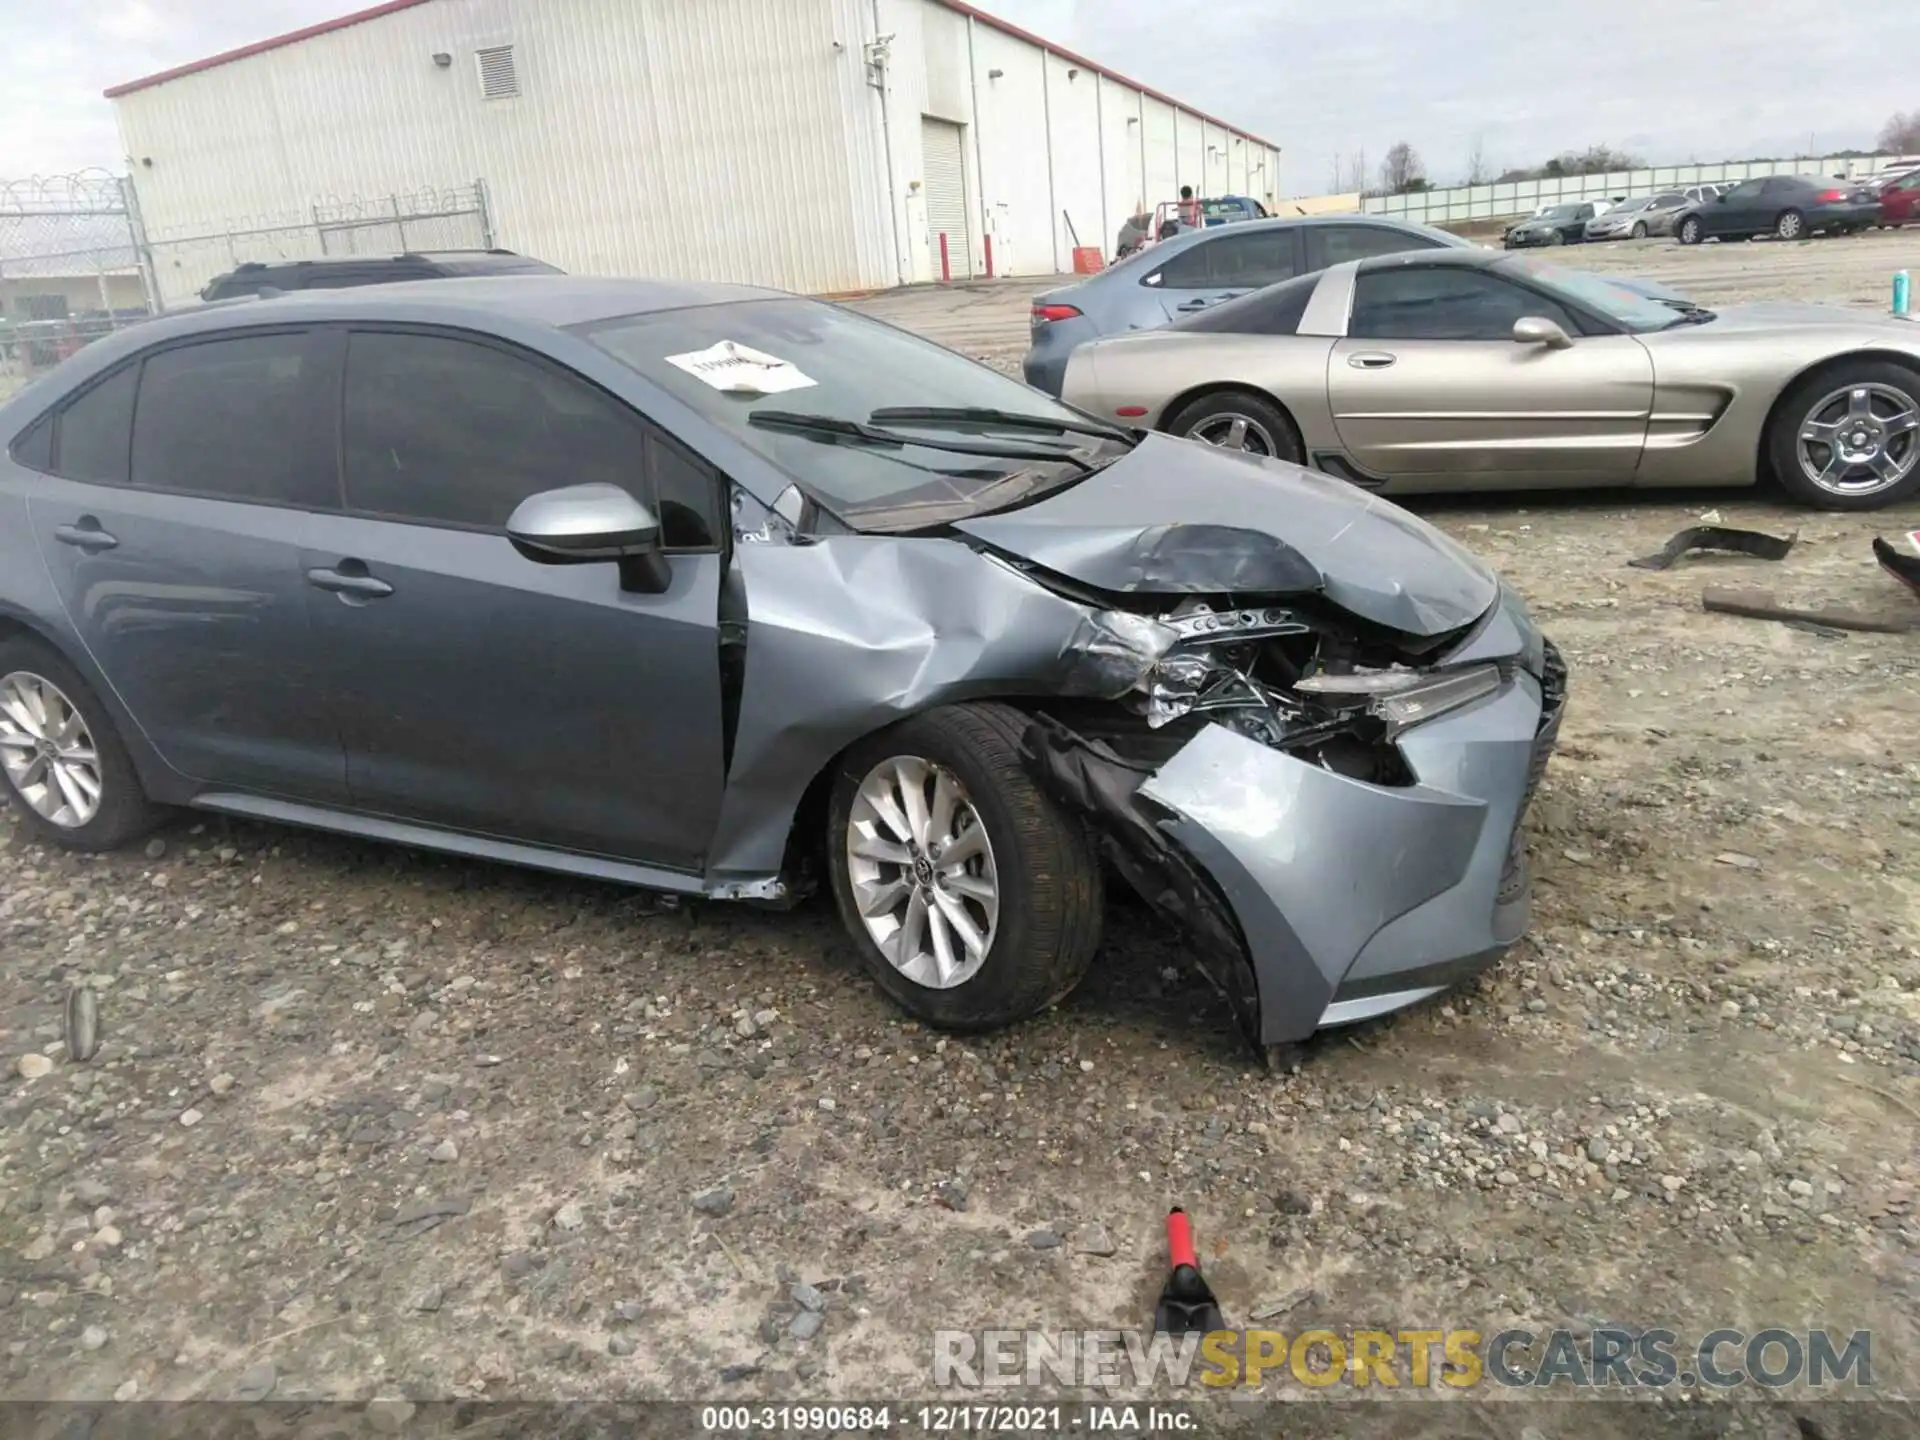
[9,413,54,473]
[54,365,138,486]
[133,333,336,506]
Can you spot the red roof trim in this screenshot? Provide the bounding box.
[103,0,433,98]
[102,0,1278,154]
[935,0,1278,150]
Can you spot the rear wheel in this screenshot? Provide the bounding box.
[1768,360,1920,510]
[1164,389,1305,464]
[1678,215,1703,245]
[1775,208,1804,241]
[826,703,1103,1031]
[0,638,157,851]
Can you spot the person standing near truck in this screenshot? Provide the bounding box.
[1178,184,1202,229]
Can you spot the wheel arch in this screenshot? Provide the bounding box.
[1754,348,1920,484]
[1159,380,1306,445]
[0,603,192,806]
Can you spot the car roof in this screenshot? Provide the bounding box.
[172,275,787,331]
[1349,248,1507,276]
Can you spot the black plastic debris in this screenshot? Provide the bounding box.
[1873,537,1920,598]
[1628,525,1797,571]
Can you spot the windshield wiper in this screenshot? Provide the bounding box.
[868,404,1136,446]
[747,410,1094,471]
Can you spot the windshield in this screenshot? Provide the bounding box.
[1542,204,1585,220]
[1495,255,1700,332]
[582,298,1120,528]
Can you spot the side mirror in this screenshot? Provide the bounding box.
[1512,316,1574,350]
[507,483,671,593]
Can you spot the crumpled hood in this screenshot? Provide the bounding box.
[951,434,1499,637]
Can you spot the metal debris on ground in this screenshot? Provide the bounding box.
[1628,525,1797,571]
[1701,587,1918,635]
[65,985,100,1063]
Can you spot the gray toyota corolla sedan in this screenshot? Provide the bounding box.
[0,277,1563,1055]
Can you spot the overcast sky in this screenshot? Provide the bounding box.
[5,0,1913,194]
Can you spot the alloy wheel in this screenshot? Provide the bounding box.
[1188,413,1277,455]
[0,671,104,828]
[1777,210,1803,240]
[845,755,1000,989]
[1796,383,1920,496]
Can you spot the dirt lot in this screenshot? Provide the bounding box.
[4,230,1920,1430]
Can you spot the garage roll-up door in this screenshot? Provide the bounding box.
[921,118,973,280]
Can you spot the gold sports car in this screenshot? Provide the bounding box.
[1060,249,1920,510]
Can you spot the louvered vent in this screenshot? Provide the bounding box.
[475,45,519,100]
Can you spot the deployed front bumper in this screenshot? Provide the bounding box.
[1139,644,1563,1044]
[1029,624,1565,1051]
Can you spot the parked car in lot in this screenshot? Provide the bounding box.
[1681,183,1727,206]
[1025,215,1469,394]
[1058,249,1920,510]
[1674,175,1882,244]
[1583,193,1690,240]
[0,275,1565,1049]
[1878,168,1920,227]
[1502,203,1597,247]
[198,249,561,301]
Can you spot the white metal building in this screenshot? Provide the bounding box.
[107,0,1280,305]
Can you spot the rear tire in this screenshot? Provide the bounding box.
[1678,216,1703,245]
[1775,208,1804,241]
[826,703,1103,1032]
[0,637,158,852]
[1767,359,1920,511]
[1164,389,1305,464]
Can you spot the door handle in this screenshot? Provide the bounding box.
[1347,352,1398,370]
[1176,298,1212,312]
[53,519,118,553]
[306,565,394,600]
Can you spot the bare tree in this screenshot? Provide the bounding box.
[1379,141,1426,195]
[1881,111,1920,154]
[1465,133,1491,186]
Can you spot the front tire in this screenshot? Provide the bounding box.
[1678,216,1703,245]
[0,637,158,851]
[1164,389,1305,464]
[827,703,1103,1031]
[1768,360,1920,510]
[1775,208,1804,241]
[1631,221,1648,239]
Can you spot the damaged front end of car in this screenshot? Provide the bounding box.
[1029,575,1566,1058]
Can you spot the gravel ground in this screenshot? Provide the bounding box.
[3,231,1919,1425]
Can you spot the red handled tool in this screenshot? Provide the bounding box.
[1152,1206,1225,1335]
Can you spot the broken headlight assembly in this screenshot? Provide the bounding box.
[1062,601,1502,781]
[1294,664,1502,738]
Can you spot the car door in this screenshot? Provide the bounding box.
[1142,228,1300,322]
[24,330,349,799]
[295,325,726,871]
[1709,178,1768,236]
[1326,264,1653,487]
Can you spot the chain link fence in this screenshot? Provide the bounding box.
[2,174,495,396]
[144,181,494,309]
[0,171,152,399]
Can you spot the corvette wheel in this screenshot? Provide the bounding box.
[1771,363,1920,509]
[1166,390,1305,465]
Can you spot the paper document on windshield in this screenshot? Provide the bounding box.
[664,340,818,395]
